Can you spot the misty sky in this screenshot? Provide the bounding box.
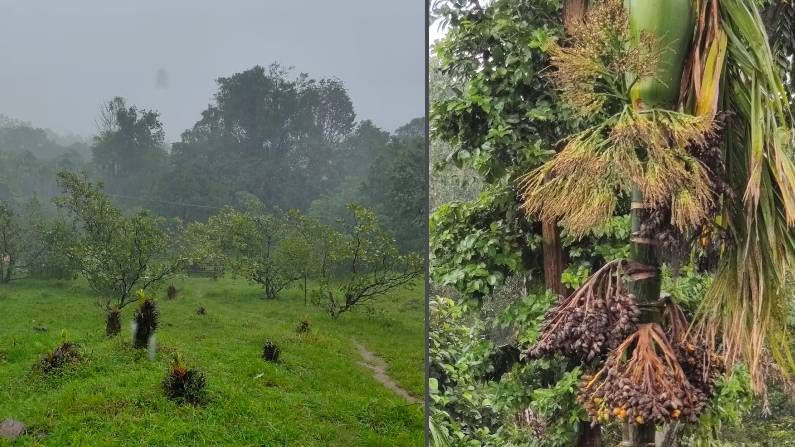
[0,1,424,142]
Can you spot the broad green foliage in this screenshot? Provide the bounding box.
[430,295,587,447]
[561,215,632,289]
[432,0,569,181]
[429,1,600,445]
[0,199,76,283]
[54,172,191,308]
[193,204,298,300]
[431,0,795,445]
[319,204,422,318]
[430,0,572,306]
[429,297,500,444]
[430,186,536,301]
[661,264,714,315]
[494,290,557,346]
[680,366,754,446]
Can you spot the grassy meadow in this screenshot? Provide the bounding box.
[0,276,424,446]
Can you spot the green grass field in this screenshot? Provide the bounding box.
[0,276,425,446]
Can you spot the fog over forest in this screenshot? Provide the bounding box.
[0,1,425,253]
[0,1,423,141]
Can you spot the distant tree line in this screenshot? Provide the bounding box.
[0,173,421,325]
[0,63,424,253]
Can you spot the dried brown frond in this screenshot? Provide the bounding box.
[579,323,707,426]
[528,259,640,362]
[695,251,794,395]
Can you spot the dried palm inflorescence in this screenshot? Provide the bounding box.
[106,306,121,337]
[521,108,716,238]
[37,340,80,373]
[546,0,658,118]
[522,0,718,238]
[296,319,311,334]
[579,323,706,426]
[637,112,735,266]
[528,260,640,362]
[162,353,207,405]
[262,339,281,362]
[133,292,159,349]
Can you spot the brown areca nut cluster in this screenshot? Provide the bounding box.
[662,297,724,397]
[675,341,724,397]
[579,323,707,426]
[528,260,640,362]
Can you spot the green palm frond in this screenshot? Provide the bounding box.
[764,0,794,104]
[695,0,795,394]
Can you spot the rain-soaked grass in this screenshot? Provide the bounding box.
[0,276,424,446]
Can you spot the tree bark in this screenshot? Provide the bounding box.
[2,261,13,283]
[577,422,602,447]
[564,0,589,31]
[541,220,566,296]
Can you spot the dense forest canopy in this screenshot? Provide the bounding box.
[0,63,424,253]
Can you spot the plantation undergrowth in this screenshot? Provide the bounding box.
[0,277,424,446]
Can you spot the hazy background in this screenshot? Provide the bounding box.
[0,1,424,141]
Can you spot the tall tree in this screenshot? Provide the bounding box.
[362,119,426,253]
[54,172,190,318]
[91,97,167,208]
[167,64,357,213]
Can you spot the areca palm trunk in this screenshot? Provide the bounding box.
[624,189,662,446]
[623,0,695,445]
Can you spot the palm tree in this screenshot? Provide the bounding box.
[521,0,795,445]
